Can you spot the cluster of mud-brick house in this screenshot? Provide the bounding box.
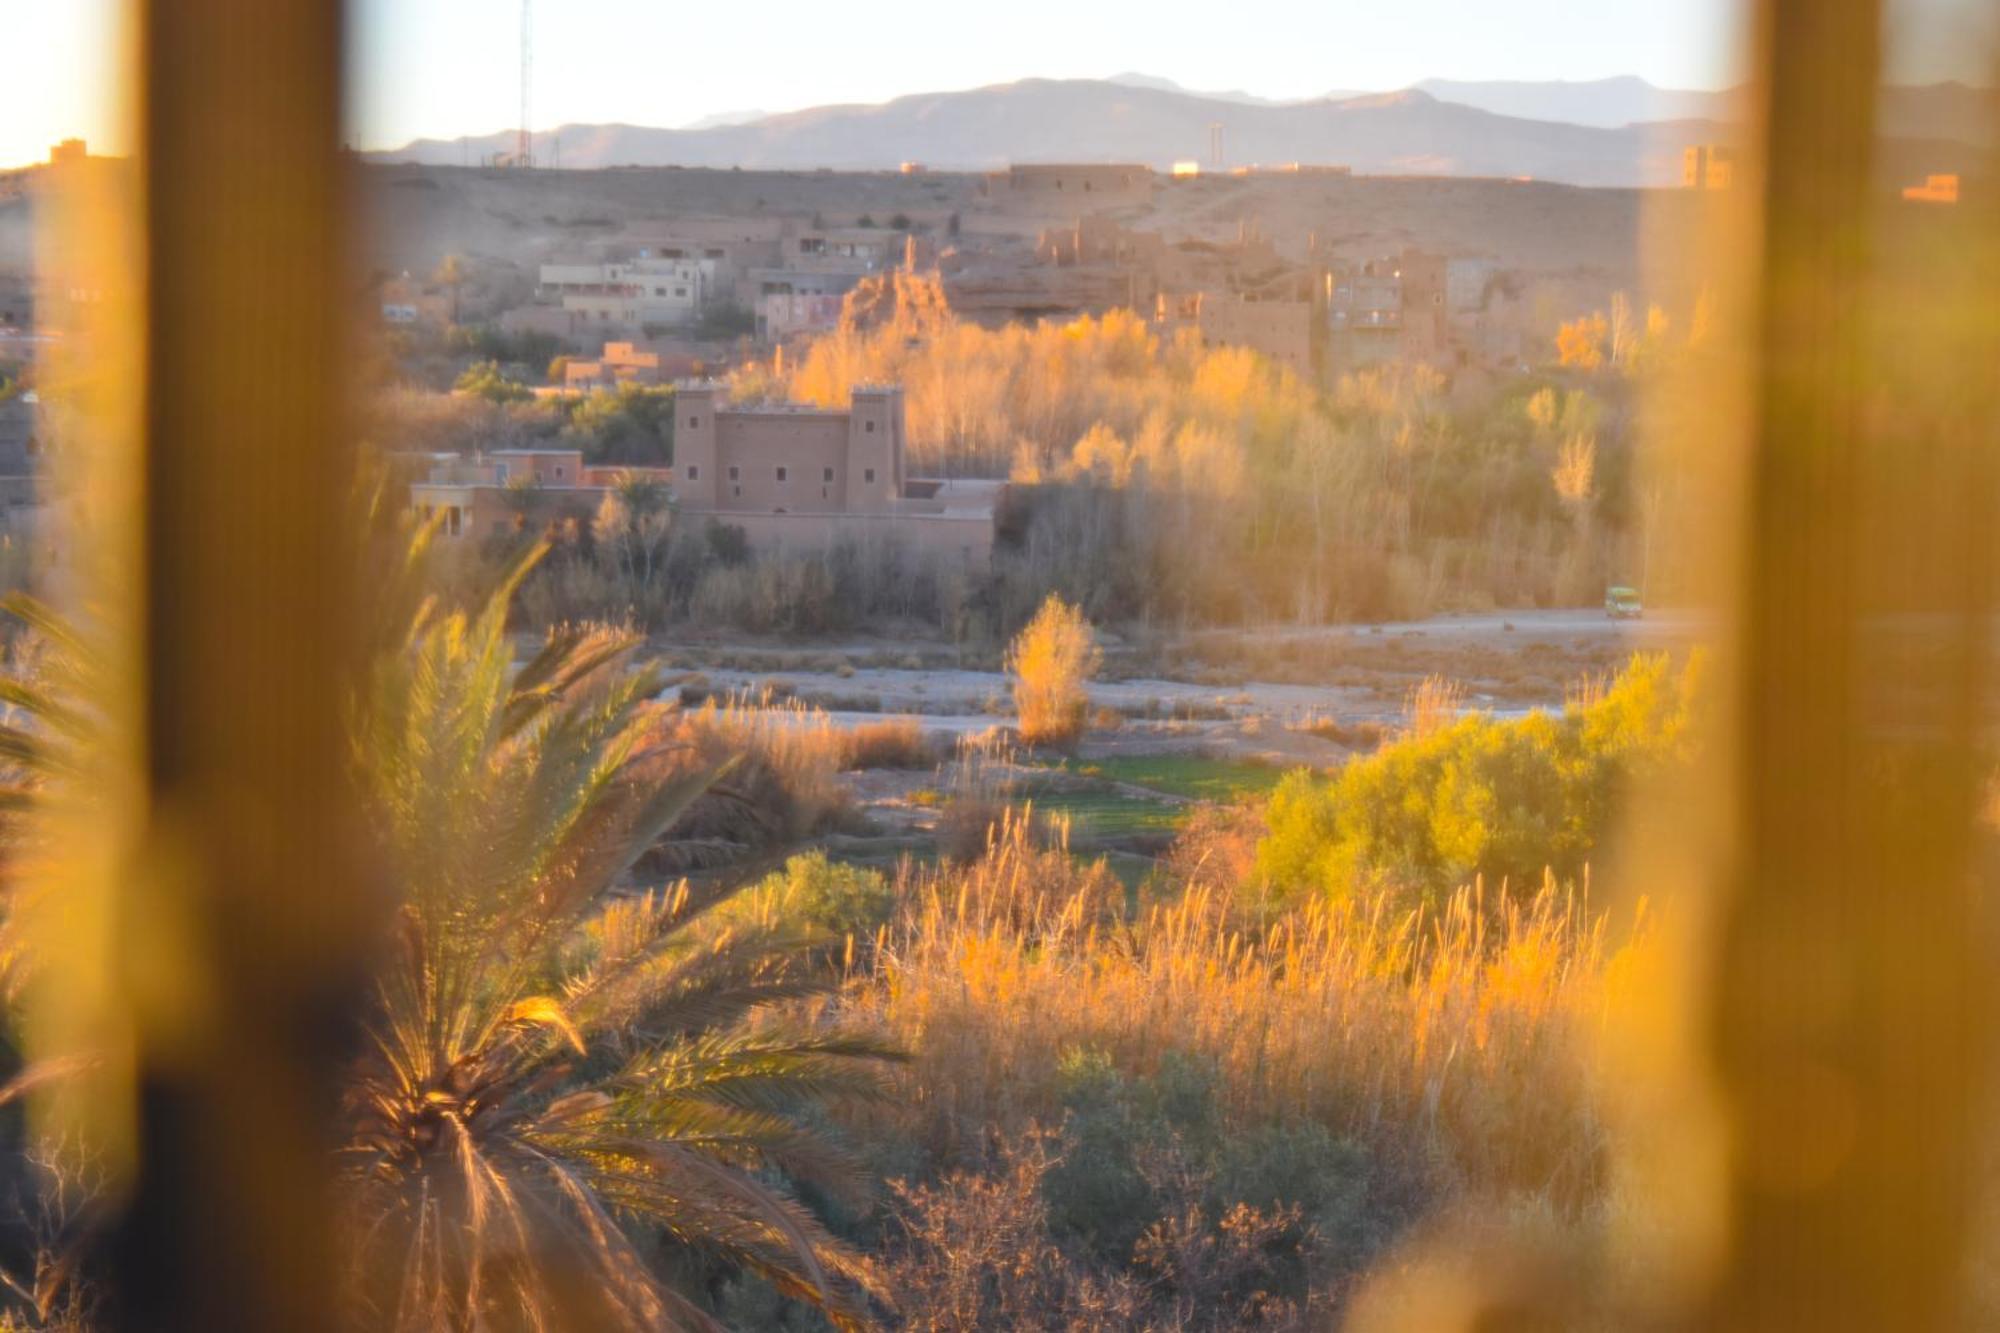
[406,383,998,565]
[512,218,912,344]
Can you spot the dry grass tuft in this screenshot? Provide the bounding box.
[841,717,939,771]
[664,693,852,844]
[1403,674,1467,737]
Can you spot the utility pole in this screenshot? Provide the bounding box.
[1209,121,1224,171]
[516,0,533,167]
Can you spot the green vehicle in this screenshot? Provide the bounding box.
[1605,585,1644,620]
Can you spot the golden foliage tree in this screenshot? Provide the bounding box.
[1006,594,1102,749]
[1556,312,1609,370]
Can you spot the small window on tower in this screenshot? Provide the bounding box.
[685,465,699,481]
[688,415,700,429]
[822,466,834,483]
[728,465,739,481]
[776,466,788,482]
[864,468,876,484]
[865,420,876,433]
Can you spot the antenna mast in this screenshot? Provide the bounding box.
[516,0,533,167]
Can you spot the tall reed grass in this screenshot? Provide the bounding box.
[853,818,1634,1214]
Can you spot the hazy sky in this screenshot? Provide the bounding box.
[345,0,1749,149]
[2,0,1991,168]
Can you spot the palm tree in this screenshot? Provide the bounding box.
[0,593,101,995]
[341,545,896,1330]
[593,472,674,585]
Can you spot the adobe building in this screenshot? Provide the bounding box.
[1901,173,1960,204]
[1154,291,1317,378]
[1683,144,1736,190]
[1034,216,1168,270]
[978,164,1156,214]
[615,217,789,304]
[410,389,999,566]
[1395,251,1451,363]
[747,224,906,340]
[408,449,673,542]
[563,341,664,391]
[378,273,455,327]
[1324,251,1456,372]
[538,256,716,331]
[673,383,998,563]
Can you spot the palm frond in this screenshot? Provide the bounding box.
[343,533,898,1330]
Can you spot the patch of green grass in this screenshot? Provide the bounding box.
[1050,754,1286,803]
[1022,785,1184,840]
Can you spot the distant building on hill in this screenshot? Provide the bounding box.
[1153,290,1317,378]
[1901,173,1960,204]
[1683,144,1736,190]
[748,225,906,340]
[563,341,664,390]
[378,273,454,327]
[538,256,715,330]
[978,164,1156,212]
[1324,250,1455,372]
[406,385,997,564]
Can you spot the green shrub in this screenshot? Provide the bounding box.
[562,382,676,463]
[747,851,897,940]
[1212,1121,1374,1265]
[452,358,532,404]
[1042,1047,1373,1280]
[1257,652,1700,905]
[1043,1049,1159,1259]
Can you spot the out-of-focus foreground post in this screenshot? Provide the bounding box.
[1706,0,1997,1328]
[98,1,364,1328]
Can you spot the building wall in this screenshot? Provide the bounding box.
[784,229,899,275]
[1036,215,1169,268]
[980,164,1155,212]
[714,413,851,510]
[693,510,993,564]
[413,382,991,565]
[618,220,787,303]
[541,258,713,328]
[410,483,509,540]
[846,388,904,512]
[674,386,908,516]
[489,450,585,486]
[675,385,722,508]
[579,464,673,487]
[1683,144,1736,190]
[565,341,664,389]
[758,291,846,340]
[1396,252,1451,364]
[1156,293,1316,377]
[412,482,601,542]
[1192,295,1315,377]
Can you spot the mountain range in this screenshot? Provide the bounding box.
[374,76,1994,189]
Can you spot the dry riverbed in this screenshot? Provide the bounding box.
[637,609,1705,870]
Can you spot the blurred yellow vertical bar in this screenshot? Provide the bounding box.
[107,0,362,1329]
[1709,0,1994,1327]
